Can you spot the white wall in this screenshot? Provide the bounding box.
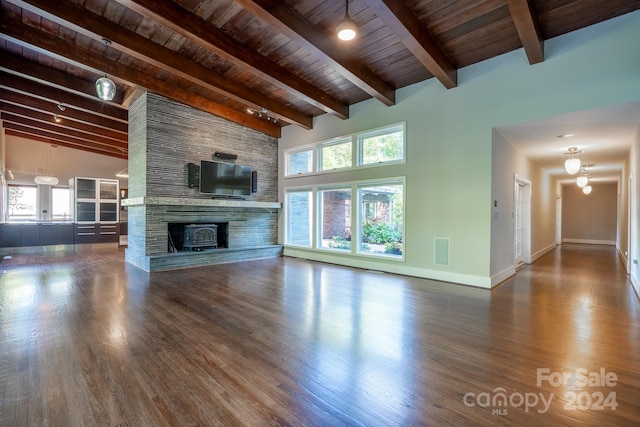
[279,11,640,288]
[4,134,128,187]
[490,131,557,285]
[562,183,618,244]
[630,126,640,295]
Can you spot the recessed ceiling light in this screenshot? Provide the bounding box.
[557,133,575,138]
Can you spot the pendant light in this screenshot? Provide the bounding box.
[576,169,589,188]
[96,38,116,101]
[582,185,592,195]
[34,144,59,185]
[336,0,358,41]
[563,147,581,175]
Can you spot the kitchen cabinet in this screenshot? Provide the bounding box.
[69,177,119,243]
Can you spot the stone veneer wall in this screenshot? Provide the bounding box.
[130,92,277,201]
[125,92,281,271]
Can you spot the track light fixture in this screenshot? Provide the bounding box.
[336,0,358,41]
[96,38,116,101]
[57,103,65,111]
[247,107,277,123]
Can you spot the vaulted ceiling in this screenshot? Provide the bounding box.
[1,0,639,159]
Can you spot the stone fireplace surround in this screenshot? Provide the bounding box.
[125,92,281,272]
[123,197,282,271]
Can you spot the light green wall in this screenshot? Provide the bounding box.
[279,11,640,288]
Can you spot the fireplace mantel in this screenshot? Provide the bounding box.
[122,196,281,210]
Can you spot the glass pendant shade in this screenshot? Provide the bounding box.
[576,175,589,188]
[34,175,59,185]
[582,185,592,195]
[564,158,581,175]
[336,18,357,40]
[96,76,116,101]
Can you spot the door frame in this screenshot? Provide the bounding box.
[514,174,532,267]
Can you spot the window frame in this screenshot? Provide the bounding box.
[355,178,405,259]
[7,184,38,222]
[356,122,406,167]
[317,136,353,172]
[284,177,406,261]
[283,121,406,178]
[316,185,354,252]
[285,145,314,177]
[284,187,314,248]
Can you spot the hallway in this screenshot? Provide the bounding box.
[0,244,638,426]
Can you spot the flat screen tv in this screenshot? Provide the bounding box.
[199,160,252,197]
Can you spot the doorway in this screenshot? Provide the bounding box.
[514,174,531,269]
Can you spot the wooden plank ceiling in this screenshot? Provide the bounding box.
[1,0,638,158]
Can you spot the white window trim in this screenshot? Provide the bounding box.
[285,145,314,177]
[357,122,406,167]
[284,177,406,261]
[283,121,406,178]
[284,187,314,248]
[317,136,353,172]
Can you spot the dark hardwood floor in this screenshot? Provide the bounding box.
[1,244,639,426]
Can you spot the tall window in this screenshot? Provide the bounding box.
[358,181,404,257]
[51,187,70,221]
[318,188,352,251]
[285,190,312,247]
[8,185,37,221]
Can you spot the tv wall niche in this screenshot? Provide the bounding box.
[125,93,281,272]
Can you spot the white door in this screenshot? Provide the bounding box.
[514,174,531,268]
[514,182,524,266]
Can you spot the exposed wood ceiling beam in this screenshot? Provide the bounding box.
[0,89,128,133]
[2,121,126,158]
[112,0,349,120]
[363,0,457,89]
[237,0,396,106]
[0,16,281,138]
[0,102,127,143]
[0,71,127,122]
[10,0,312,129]
[5,128,125,158]
[1,113,128,150]
[0,51,126,105]
[507,0,544,64]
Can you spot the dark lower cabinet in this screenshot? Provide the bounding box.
[39,224,58,245]
[20,225,40,246]
[0,223,119,247]
[57,224,75,244]
[0,225,21,247]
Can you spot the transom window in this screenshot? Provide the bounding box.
[284,122,405,177]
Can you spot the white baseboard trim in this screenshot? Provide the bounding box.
[617,247,630,273]
[562,239,616,246]
[631,273,640,301]
[283,247,492,289]
[531,242,557,263]
[491,266,516,288]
